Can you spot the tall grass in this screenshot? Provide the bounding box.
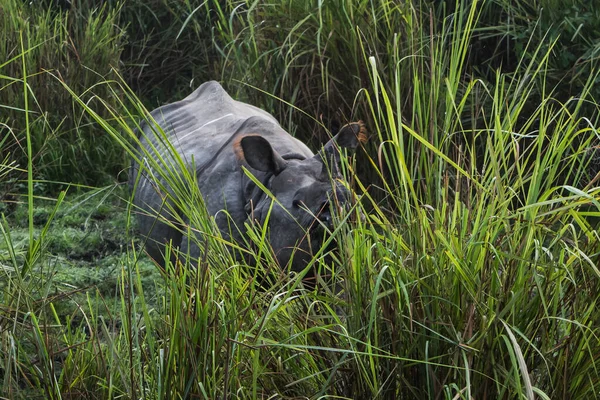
[477,0,600,101]
[1,0,599,399]
[117,0,219,105]
[0,0,125,186]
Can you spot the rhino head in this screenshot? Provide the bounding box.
[237,121,367,274]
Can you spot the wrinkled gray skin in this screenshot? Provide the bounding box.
[130,81,364,272]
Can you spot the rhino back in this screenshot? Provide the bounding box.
[139,81,312,165]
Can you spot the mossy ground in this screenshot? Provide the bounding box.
[0,185,161,323]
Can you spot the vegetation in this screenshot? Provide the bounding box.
[0,0,126,185]
[1,0,599,398]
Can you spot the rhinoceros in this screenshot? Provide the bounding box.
[130,81,365,273]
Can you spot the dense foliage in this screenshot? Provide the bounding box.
[0,0,126,185]
[1,0,599,398]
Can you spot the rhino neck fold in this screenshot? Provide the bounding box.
[281,152,307,161]
[242,169,274,225]
[241,150,308,223]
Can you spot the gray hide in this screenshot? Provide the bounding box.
[130,81,365,272]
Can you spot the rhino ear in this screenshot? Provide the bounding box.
[239,135,287,175]
[331,121,368,150]
[316,121,367,164]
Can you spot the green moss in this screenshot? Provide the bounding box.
[0,187,161,321]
